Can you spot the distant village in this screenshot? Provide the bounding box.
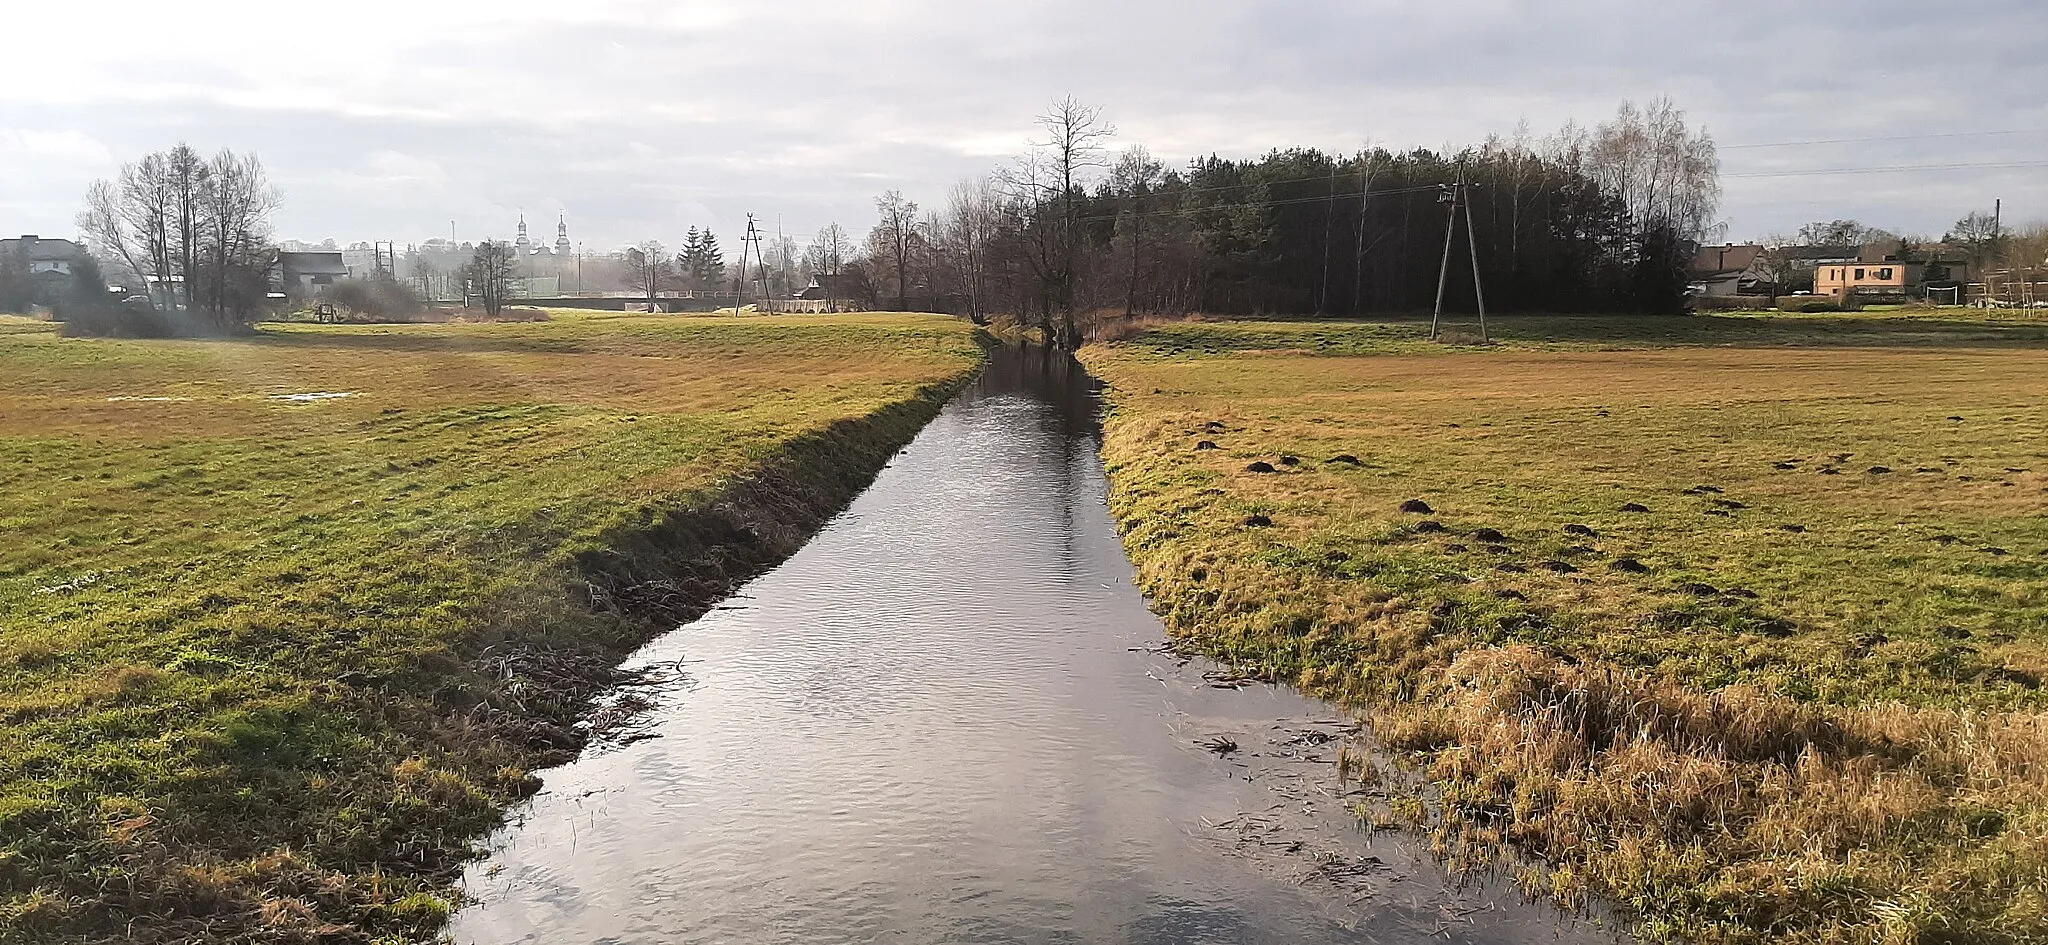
[269,214,842,314]
[1685,221,2047,309]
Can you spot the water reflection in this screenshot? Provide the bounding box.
[450,344,1622,945]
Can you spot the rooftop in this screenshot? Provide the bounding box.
[0,235,85,263]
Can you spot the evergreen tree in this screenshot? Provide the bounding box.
[698,231,727,288]
[679,227,705,288]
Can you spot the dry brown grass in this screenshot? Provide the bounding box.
[1083,318,2048,942]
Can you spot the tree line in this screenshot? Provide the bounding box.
[844,97,1721,345]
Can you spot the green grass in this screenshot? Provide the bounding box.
[1082,314,2048,943]
[0,312,981,943]
[1112,311,2048,358]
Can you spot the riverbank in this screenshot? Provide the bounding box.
[0,313,981,943]
[450,340,1618,945]
[1081,315,2048,943]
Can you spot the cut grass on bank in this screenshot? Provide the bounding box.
[0,312,981,943]
[1083,315,2048,944]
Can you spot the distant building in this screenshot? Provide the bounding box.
[508,213,579,284]
[796,272,863,304]
[1814,241,1971,300]
[277,251,350,299]
[1816,258,1971,300]
[0,235,89,305]
[0,235,84,276]
[1779,244,1862,274]
[1687,244,1766,297]
[513,276,560,298]
[1814,261,1909,298]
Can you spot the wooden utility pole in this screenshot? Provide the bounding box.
[1463,173,1489,342]
[1430,183,1459,339]
[736,214,765,313]
[1429,173,1490,342]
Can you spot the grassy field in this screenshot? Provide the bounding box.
[1082,313,2048,943]
[0,312,981,943]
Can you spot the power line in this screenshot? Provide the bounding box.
[1721,128,2048,150]
[1075,128,2048,201]
[1075,183,1443,225]
[1725,159,2048,179]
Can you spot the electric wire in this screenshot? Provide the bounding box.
[1720,128,2048,150]
[1724,160,2048,178]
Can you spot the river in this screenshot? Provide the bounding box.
[449,344,1622,944]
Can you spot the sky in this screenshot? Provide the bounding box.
[3,0,2044,253]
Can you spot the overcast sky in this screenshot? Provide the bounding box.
[4,0,2044,252]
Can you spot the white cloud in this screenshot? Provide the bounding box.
[1,0,2043,248]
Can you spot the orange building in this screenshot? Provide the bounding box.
[1814,262,1907,297]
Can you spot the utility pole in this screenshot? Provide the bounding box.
[1463,171,1489,342]
[736,214,765,314]
[1429,173,1489,342]
[1430,183,1459,340]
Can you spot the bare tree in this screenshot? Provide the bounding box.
[120,152,176,309]
[1585,98,1720,241]
[1109,146,1162,316]
[940,177,1000,324]
[165,144,209,310]
[1750,238,1801,296]
[408,250,441,300]
[766,233,800,299]
[194,149,279,331]
[78,144,279,329]
[1003,96,1115,346]
[77,179,151,296]
[804,223,854,310]
[1796,219,1893,248]
[1946,210,2007,268]
[463,241,519,316]
[869,191,921,310]
[622,240,673,306]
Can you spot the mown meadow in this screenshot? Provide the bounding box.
[0,312,981,943]
[1082,313,2048,943]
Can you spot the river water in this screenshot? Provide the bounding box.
[450,345,1621,945]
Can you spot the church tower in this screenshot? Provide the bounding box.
[555,215,572,257]
[515,212,531,255]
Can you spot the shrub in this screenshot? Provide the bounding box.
[327,278,424,320]
[53,290,199,338]
[1688,295,1757,312]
